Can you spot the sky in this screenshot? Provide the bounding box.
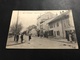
[10,10,68,31]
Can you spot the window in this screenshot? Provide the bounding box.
[50,24,53,28]
[54,24,55,27]
[49,30,53,36]
[57,22,59,27]
[57,31,60,36]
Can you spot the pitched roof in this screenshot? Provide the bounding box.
[37,12,55,20]
[48,11,69,24]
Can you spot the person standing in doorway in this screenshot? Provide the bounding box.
[71,31,77,43]
[69,33,72,42]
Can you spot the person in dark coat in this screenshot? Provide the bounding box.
[16,34,19,43]
[71,32,77,43]
[29,33,31,41]
[14,34,16,41]
[40,30,43,38]
[28,32,32,44]
[20,34,24,43]
[37,30,40,37]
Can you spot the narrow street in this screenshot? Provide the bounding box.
[6,35,78,49]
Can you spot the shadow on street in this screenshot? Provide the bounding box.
[6,42,25,46]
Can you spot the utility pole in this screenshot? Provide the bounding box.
[16,11,19,34]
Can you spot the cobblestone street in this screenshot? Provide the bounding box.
[6,35,78,49]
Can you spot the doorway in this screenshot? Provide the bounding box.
[65,31,70,41]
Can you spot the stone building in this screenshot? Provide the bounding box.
[37,10,76,39]
[37,12,56,36]
[48,10,75,39]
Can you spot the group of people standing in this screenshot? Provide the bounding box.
[37,30,48,38]
[14,33,24,43]
[66,31,77,43]
[14,32,32,44]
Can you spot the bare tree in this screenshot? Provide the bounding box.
[26,25,37,33]
[10,23,23,35]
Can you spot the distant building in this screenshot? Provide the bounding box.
[37,12,56,33]
[48,10,75,38]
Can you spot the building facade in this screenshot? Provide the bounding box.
[48,10,75,38]
[37,12,56,37]
[37,10,75,39]
[37,12,56,30]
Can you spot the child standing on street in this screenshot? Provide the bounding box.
[28,32,32,44]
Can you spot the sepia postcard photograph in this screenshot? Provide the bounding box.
[6,10,79,49]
